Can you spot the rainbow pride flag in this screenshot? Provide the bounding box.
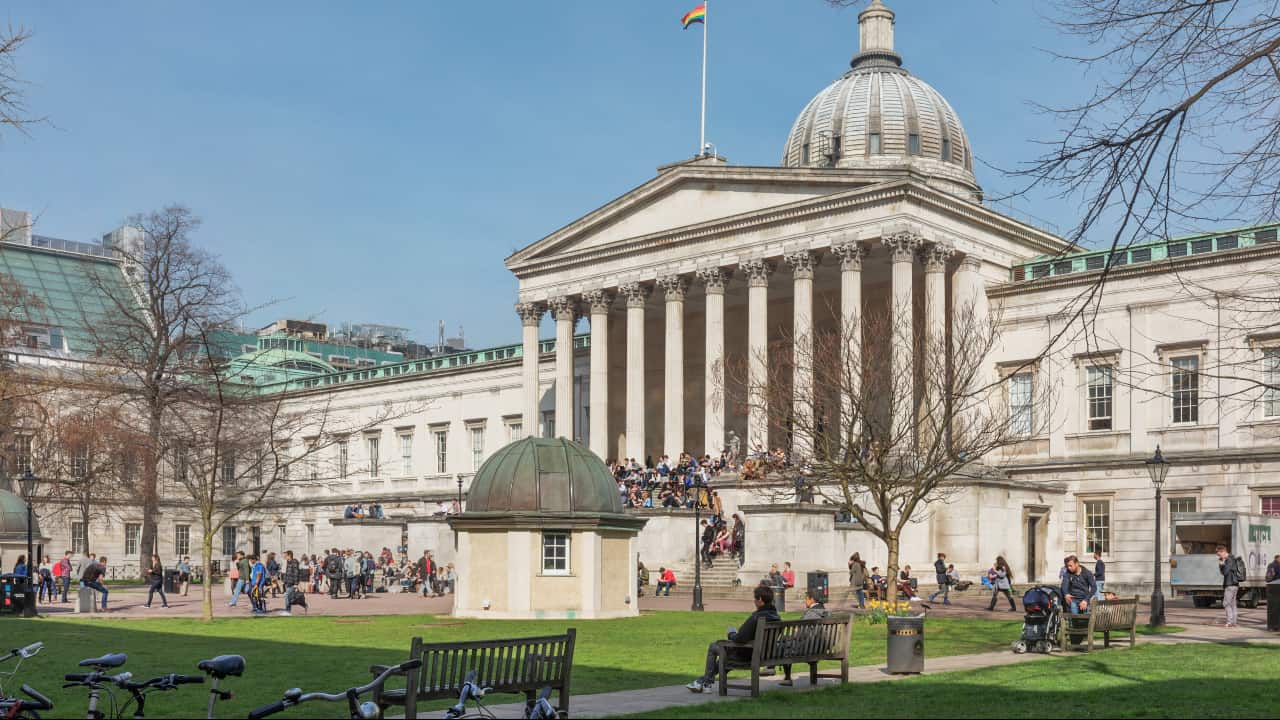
[681,3,706,29]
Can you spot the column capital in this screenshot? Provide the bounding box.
[657,275,689,302]
[548,295,581,322]
[921,242,955,273]
[740,259,774,288]
[620,282,651,308]
[515,301,544,327]
[785,250,818,280]
[831,242,870,271]
[958,254,983,272]
[696,267,731,295]
[884,230,923,263]
[583,289,614,314]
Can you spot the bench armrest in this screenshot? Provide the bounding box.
[369,664,406,676]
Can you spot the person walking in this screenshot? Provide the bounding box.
[177,556,192,596]
[325,549,344,599]
[986,556,1017,612]
[57,551,73,603]
[282,550,301,615]
[227,551,246,607]
[144,554,170,609]
[848,553,867,609]
[1217,544,1245,628]
[928,552,951,605]
[1093,550,1106,599]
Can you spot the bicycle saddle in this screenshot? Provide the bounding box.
[79,653,127,668]
[197,655,245,679]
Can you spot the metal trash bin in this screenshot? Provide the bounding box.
[773,583,787,612]
[1268,581,1280,632]
[164,569,181,594]
[807,571,830,604]
[0,574,19,615]
[886,615,924,674]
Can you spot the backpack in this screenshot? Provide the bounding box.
[1234,556,1247,583]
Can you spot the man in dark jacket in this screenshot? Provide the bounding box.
[1093,550,1106,598]
[324,549,344,599]
[1061,555,1096,615]
[1266,554,1280,583]
[928,552,950,605]
[81,556,109,611]
[686,585,780,693]
[1217,544,1243,628]
[700,520,717,568]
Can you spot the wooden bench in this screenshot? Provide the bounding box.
[1064,596,1138,652]
[371,629,576,718]
[718,616,852,697]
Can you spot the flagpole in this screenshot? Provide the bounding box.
[700,0,707,156]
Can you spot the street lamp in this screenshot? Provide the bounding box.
[1145,445,1170,627]
[692,476,704,612]
[18,470,38,619]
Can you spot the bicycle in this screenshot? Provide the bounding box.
[247,658,422,720]
[442,670,493,720]
[112,672,204,719]
[62,653,131,720]
[524,686,564,720]
[0,642,54,720]
[196,655,244,719]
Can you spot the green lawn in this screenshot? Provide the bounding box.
[623,642,1271,718]
[1,612,1019,718]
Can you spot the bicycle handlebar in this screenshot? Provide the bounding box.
[19,684,53,710]
[117,673,206,690]
[246,659,423,719]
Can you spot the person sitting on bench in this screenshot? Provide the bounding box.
[685,584,780,694]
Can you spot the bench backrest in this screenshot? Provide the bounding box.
[755,616,852,665]
[1092,597,1138,629]
[411,630,576,700]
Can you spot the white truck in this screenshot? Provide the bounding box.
[1169,511,1280,608]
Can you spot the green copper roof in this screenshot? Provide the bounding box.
[0,241,131,355]
[0,487,43,543]
[466,437,623,517]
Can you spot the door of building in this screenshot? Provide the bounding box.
[1026,516,1039,582]
[251,526,262,557]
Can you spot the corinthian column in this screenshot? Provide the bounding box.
[884,228,922,440]
[658,275,688,460]
[620,282,650,461]
[741,259,774,452]
[584,289,613,459]
[549,296,579,442]
[831,240,868,437]
[516,301,545,436]
[787,250,817,459]
[698,267,729,456]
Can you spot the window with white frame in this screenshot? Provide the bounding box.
[1083,500,1110,554]
[1265,349,1280,417]
[470,425,485,470]
[221,525,237,556]
[1008,373,1034,437]
[174,445,188,485]
[174,524,190,557]
[1262,495,1280,517]
[506,419,523,443]
[71,522,87,554]
[221,452,236,484]
[366,435,380,477]
[1171,356,1199,424]
[15,434,32,474]
[542,411,555,439]
[399,432,414,476]
[433,428,448,474]
[305,440,319,482]
[72,447,89,479]
[1086,366,1114,431]
[125,523,141,556]
[541,531,570,575]
[337,439,349,479]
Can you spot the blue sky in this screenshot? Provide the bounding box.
[2,0,1096,348]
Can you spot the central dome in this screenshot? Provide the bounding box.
[781,0,980,199]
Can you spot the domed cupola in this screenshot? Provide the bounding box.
[781,0,981,199]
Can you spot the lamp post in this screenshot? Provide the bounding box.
[1145,445,1170,627]
[692,476,704,612]
[19,470,38,618]
[454,476,464,551]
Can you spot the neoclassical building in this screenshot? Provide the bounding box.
[10,0,1280,593]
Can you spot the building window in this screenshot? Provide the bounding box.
[71,522,87,555]
[15,435,32,475]
[125,523,141,556]
[506,420,523,443]
[1086,366,1113,431]
[542,411,555,439]
[1171,356,1199,424]
[908,133,920,155]
[1263,496,1280,517]
[1083,500,1110,555]
[174,445,188,485]
[1168,496,1196,516]
[542,532,570,576]
[305,523,315,555]
[174,524,190,557]
[433,428,448,474]
[337,440,349,479]
[801,143,810,164]
[470,426,485,471]
[72,447,89,479]
[221,525,237,556]
[366,436,380,477]
[941,137,952,161]
[1264,349,1280,417]
[1008,373,1034,437]
[868,132,881,154]
[277,524,286,553]
[831,134,842,159]
[221,453,236,484]
[399,432,414,476]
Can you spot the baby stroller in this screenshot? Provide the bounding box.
[1012,585,1061,654]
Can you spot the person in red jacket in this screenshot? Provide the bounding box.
[656,567,677,596]
[780,561,795,588]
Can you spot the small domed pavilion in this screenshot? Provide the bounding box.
[451,437,646,619]
[0,485,46,572]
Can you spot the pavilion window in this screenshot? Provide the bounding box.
[542,532,570,576]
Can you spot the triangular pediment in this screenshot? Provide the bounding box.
[507,163,880,270]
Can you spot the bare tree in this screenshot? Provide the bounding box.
[0,24,42,138]
[82,206,243,577]
[726,298,1048,581]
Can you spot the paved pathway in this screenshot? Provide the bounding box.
[35,583,454,619]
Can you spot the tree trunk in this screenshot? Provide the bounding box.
[885,531,900,599]
[200,528,214,622]
[139,409,163,580]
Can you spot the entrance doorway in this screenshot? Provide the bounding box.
[1026,516,1039,582]
[1022,506,1050,583]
